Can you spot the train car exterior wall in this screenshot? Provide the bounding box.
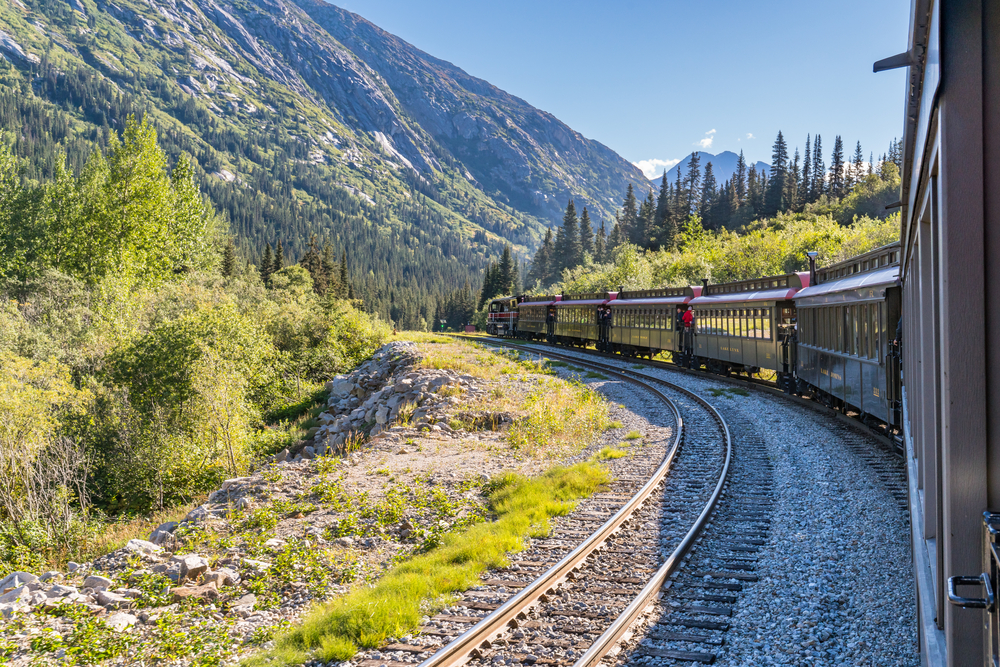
[894,0,1000,665]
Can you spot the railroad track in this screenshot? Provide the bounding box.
[353,343,757,667]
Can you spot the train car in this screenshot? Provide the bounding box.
[881,1,1000,663]
[486,296,519,337]
[793,244,902,430]
[608,286,701,358]
[688,273,807,383]
[551,292,616,346]
[514,295,560,340]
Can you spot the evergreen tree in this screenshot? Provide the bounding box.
[260,242,274,283]
[636,190,656,248]
[322,242,339,295]
[747,167,763,218]
[553,199,581,274]
[595,219,607,263]
[829,136,845,199]
[654,173,670,246]
[789,149,801,211]
[300,233,327,295]
[619,185,639,243]
[852,141,865,190]
[868,152,874,177]
[684,153,702,216]
[527,227,555,287]
[498,244,516,296]
[221,237,236,278]
[274,239,285,272]
[579,207,595,258]
[478,263,498,309]
[734,151,748,205]
[700,162,718,227]
[801,135,812,204]
[607,217,625,253]
[764,131,789,217]
[811,134,825,199]
[340,251,349,298]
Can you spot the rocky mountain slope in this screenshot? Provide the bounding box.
[0,0,649,299]
[650,150,771,186]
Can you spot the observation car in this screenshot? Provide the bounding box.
[486,296,519,337]
[794,243,902,429]
[514,295,560,340]
[607,286,701,358]
[551,292,616,346]
[688,273,807,386]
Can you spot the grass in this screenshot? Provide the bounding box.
[584,371,608,380]
[624,430,643,440]
[506,379,610,459]
[707,387,751,398]
[607,420,624,429]
[592,447,627,461]
[246,462,610,666]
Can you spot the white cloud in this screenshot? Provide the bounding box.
[695,129,716,150]
[633,158,681,179]
[707,129,717,135]
[746,133,755,139]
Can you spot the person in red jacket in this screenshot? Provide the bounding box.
[682,308,694,329]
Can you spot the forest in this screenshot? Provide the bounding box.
[0,117,391,572]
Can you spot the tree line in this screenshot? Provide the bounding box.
[526,131,904,288]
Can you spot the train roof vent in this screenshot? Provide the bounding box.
[521,294,558,303]
[561,292,607,301]
[618,286,692,299]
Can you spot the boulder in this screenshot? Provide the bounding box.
[66,562,82,572]
[375,406,389,424]
[106,612,138,631]
[38,571,62,583]
[82,575,114,591]
[0,603,23,619]
[231,592,257,617]
[96,590,132,610]
[150,562,182,583]
[275,448,289,463]
[0,571,37,591]
[236,497,253,510]
[202,567,239,588]
[0,586,30,604]
[220,477,252,491]
[301,446,315,459]
[170,582,219,603]
[184,505,210,522]
[46,584,79,598]
[171,554,209,583]
[124,539,163,555]
[329,377,354,398]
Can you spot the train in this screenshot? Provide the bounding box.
[486,241,904,439]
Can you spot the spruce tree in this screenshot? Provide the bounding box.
[553,199,581,274]
[579,207,595,258]
[746,167,761,218]
[764,131,789,217]
[478,263,498,309]
[700,162,717,227]
[636,190,656,248]
[789,149,801,211]
[221,237,236,278]
[340,252,349,297]
[301,234,327,294]
[274,239,285,273]
[322,242,339,295]
[852,141,865,189]
[801,135,812,204]
[619,185,638,243]
[528,228,555,287]
[868,152,874,177]
[811,134,825,199]
[654,173,670,245]
[595,220,607,263]
[734,151,748,205]
[685,153,702,216]
[829,136,845,199]
[607,218,624,253]
[498,244,516,296]
[260,242,274,283]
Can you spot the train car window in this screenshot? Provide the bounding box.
[845,307,854,355]
[875,303,882,361]
[837,306,844,353]
[755,310,763,339]
[764,308,772,340]
[852,305,860,356]
[861,304,869,358]
[820,308,828,349]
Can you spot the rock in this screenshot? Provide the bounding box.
[0,603,23,619]
[241,558,271,572]
[82,575,114,591]
[171,554,210,583]
[202,567,239,588]
[231,592,257,609]
[0,571,37,591]
[106,612,138,631]
[220,477,252,491]
[150,562,182,583]
[394,379,413,393]
[329,377,355,398]
[264,538,286,549]
[96,590,132,610]
[38,571,62,583]
[29,591,48,607]
[170,582,219,603]
[301,446,315,459]
[334,537,354,548]
[236,497,253,510]
[67,562,82,572]
[46,584,79,598]
[0,586,30,604]
[184,505,210,522]
[124,539,163,555]
[275,448,289,463]
[375,407,390,424]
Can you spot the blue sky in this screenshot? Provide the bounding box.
[333,0,910,178]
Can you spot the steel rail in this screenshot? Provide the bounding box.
[421,337,732,667]
[415,348,686,667]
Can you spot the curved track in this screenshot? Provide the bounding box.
[402,342,735,667]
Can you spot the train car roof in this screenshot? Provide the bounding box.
[611,296,693,306]
[553,291,618,307]
[794,265,899,302]
[690,271,809,306]
[690,286,801,305]
[554,297,616,306]
[518,299,558,307]
[612,286,702,306]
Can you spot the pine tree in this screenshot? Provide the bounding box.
[607,218,624,253]
[868,152,874,177]
[322,242,339,295]
[274,239,285,273]
[595,219,607,263]
[498,244,516,296]
[300,233,327,294]
[685,153,702,216]
[764,131,789,217]
[260,242,274,283]
[340,251,349,298]
[478,263,498,309]
[801,135,812,204]
[829,136,845,199]
[852,141,865,189]
[619,185,638,243]
[579,207,595,258]
[528,227,555,287]
[789,149,801,211]
[636,190,656,248]
[221,237,236,278]
[654,173,670,246]
[553,199,581,274]
[734,151,748,205]
[811,134,825,199]
[700,162,717,227]
[746,167,761,218]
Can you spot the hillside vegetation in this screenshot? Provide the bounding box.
[0,119,390,574]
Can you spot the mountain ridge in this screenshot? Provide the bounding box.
[648,151,771,188]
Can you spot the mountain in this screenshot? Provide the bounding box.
[648,151,771,187]
[0,0,650,326]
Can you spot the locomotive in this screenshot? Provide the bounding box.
[485,240,903,436]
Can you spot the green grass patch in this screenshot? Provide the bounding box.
[592,447,627,461]
[584,371,607,380]
[607,420,624,430]
[624,430,643,440]
[246,462,610,666]
[630,364,646,370]
[546,360,569,368]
